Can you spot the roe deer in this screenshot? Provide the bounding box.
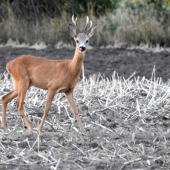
[1,15,97,131]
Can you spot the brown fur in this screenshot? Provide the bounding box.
[1,47,85,131]
[1,15,96,131]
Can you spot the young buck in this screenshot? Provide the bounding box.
[1,15,96,131]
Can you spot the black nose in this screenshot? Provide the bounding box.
[79,46,86,52]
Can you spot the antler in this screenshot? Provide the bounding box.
[72,15,80,33]
[84,16,89,31]
[84,16,93,32]
[72,15,77,26]
[71,15,94,34]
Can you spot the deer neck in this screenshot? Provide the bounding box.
[71,47,85,70]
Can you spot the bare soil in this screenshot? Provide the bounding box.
[0,46,170,81]
[0,46,170,170]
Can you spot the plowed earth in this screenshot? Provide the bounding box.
[0,46,170,170]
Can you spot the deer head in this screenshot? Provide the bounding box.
[68,15,97,53]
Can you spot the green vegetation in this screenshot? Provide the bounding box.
[0,0,170,47]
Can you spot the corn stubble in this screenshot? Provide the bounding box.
[0,71,170,169]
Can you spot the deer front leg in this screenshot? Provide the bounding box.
[37,89,55,131]
[65,90,85,131]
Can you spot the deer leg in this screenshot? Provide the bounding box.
[37,89,55,131]
[1,88,18,128]
[17,85,33,131]
[65,91,85,131]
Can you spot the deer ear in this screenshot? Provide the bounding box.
[86,24,97,38]
[68,24,77,38]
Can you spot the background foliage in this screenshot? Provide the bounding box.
[0,0,170,47]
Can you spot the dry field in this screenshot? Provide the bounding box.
[0,47,170,169]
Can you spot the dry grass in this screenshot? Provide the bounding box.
[0,71,170,169]
[1,3,170,47]
[112,7,168,47]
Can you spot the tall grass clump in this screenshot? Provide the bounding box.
[112,7,169,47]
[0,6,71,46]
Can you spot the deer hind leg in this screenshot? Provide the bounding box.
[65,90,85,131]
[17,81,33,131]
[37,89,56,131]
[1,88,18,128]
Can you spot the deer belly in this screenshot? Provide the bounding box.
[30,76,49,90]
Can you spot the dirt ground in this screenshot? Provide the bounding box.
[0,46,170,170]
[0,46,170,81]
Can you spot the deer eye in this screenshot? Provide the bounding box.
[86,40,89,43]
[76,40,79,43]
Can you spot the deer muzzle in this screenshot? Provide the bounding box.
[79,46,86,52]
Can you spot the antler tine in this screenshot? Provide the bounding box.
[72,15,77,26]
[84,16,89,31]
[71,15,80,33]
[89,21,93,29]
